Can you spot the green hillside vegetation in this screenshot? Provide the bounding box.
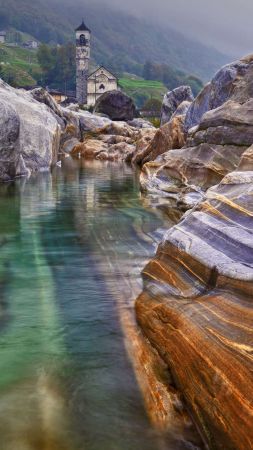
[119,78,167,108]
[0,44,41,86]
[0,0,229,81]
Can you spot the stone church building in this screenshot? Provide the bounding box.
[76,21,118,106]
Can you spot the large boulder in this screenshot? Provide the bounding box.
[185,54,253,131]
[136,170,253,450]
[0,100,28,181]
[0,80,61,180]
[141,65,253,206]
[94,90,137,121]
[161,86,194,126]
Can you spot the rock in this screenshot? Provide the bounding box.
[0,80,61,179]
[171,100,192,119]
[161,86,194,126]
[185,55,253,131]
[141,73,253,205]
[71,137,135,162]
[238,145,253,171]
[127,118,154,129]
[100,121,137,138]
[136,170,253,449]
[133,115,186,166]
[30,87,64,119]
[62,138,81,154]
[94,90,137,121]
[71,139,108,159]
[0,99,29,181]
[76,110,111,136]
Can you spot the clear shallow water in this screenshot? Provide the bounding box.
[0,159,183,450]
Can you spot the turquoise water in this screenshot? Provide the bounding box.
[0,159,188,450]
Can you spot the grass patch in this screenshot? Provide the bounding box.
[119,76,167,108]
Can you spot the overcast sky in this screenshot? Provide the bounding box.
[101,0,253,57]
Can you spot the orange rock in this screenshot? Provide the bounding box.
[132,116,186,166]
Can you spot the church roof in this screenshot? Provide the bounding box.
[75,20,91,32]
[88,66,118,80]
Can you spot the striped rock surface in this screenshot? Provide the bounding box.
[136,170,253,449]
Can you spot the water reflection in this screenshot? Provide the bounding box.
[0,161,195,450]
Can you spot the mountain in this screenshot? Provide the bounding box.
[0,0,229,81]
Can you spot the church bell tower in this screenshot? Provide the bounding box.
[75,20,91,105]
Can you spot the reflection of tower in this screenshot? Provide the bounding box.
[75,20,91,105]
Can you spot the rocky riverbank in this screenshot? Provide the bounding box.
[0,54,253,449]
[136,55,253,450]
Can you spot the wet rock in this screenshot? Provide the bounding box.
[136,170,253,450]
[161,86,194,126]
[94,90,137,121]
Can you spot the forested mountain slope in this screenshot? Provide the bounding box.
[0,0,229,80]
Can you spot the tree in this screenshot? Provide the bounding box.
[143,61,153,80]
[37,42,76,91]
[142,98,162,112]
[37,44,55,74]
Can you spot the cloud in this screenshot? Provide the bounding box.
[99,0,253,57]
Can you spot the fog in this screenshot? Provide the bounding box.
[99,0,253,57]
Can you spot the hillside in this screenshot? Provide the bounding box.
[118,78,167,108]
[0,0,229,81]
[0,44,40,86]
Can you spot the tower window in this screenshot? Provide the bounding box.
[99,84,105,90]
[80,34,86,46]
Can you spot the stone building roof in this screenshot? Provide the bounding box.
[75,21,91,33]
[88,66,118,81]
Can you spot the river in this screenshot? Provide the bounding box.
[0,158,199,450]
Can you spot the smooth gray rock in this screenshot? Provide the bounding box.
[94,90,137,121]
[185,58,251,131]
[76,110,111,136]
[30,87,64,119]
[0,80,61,180]
[161,86,194,125]
[171,100,192,119]
[127,118,154,129]
[0,99,29,181]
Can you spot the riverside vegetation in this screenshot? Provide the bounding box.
[0,53,253,450]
